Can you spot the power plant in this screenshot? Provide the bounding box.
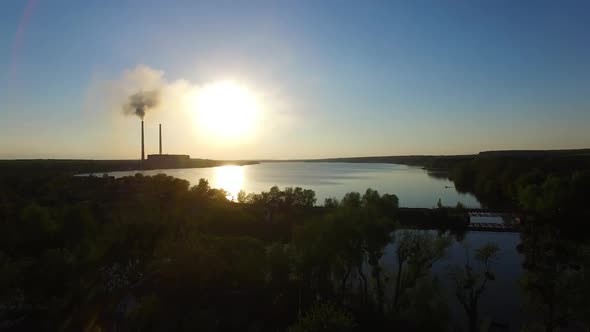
[140,122,190,168]
[141,120,145,161]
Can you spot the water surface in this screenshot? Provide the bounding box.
[108,162,523,328]
[381,231,522,329]
[107,162,479,208]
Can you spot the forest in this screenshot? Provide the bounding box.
[446,152,590,219]
[1,165,589,331]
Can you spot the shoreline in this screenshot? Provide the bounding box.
[0,159,259,176]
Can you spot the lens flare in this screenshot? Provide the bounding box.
[194,81,260,141]
[213,165,244,200]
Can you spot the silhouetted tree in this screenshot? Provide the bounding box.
[288,302,355,332]
[449,243,499,332]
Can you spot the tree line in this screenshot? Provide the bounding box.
[1,172,589,331]
[444,153,590,217]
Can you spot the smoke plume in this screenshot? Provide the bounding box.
[123,90,160,119]
[90,65,199,121]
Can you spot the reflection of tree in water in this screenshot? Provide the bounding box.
[448,242,499,332]
[518,222,590,331]
[392,230,452,331]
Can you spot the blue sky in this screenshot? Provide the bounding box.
[1,0,589,159]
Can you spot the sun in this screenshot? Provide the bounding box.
[194,80,260,140]
[213,165,244,201]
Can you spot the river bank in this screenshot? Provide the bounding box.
[0,159,259,176]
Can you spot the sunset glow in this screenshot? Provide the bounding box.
[213,165,244,200]
[194,81,260,141]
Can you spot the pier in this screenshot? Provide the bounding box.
[397,207,520,233]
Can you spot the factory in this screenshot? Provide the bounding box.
[140,122,191,168]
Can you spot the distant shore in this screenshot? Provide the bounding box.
[2,148,588,177]
[258,148,590,170]
[0,159,259,177]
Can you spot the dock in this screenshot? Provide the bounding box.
[396,207,520,233]
[466,209,517,232]
[467,222,516,232]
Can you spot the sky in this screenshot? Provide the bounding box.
[1,0,589,160]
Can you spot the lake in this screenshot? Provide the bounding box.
[106,161,525,329]
[382,230,523,330]
[106,162,480,208]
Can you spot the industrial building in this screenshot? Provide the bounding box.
[140,122,192,168]
[146,154,191,167]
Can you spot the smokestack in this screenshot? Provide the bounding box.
[141,120,145,161]
[159,123,162,155]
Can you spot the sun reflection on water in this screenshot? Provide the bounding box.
[213,165,244,200]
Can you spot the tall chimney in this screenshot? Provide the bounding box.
[141,120,145,161]
[159,123,162,155]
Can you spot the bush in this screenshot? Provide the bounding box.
[288,302,355,332]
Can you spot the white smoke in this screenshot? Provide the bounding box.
[84,64,286,158]
[94,65,199,119]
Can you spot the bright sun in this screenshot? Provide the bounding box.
[194,80,260,140]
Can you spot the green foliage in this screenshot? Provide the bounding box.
[18,202,58,249]
[241,185,316,208]
[190,178,229,201]
[393,231,451,311]
[237,189,247,203]
[155,234,266,290]
[474,243,499,264]
[288,302,355,332]
[290,188,397,309]
[0,251,25,306]
[518,225,590,331]
[323,197,340,208]
[447,154,590,214]
[341,192,361,208]
[127,294,161,331]
[449,242,500,332]
[267,243,292,285]
[0,173,462,331]
[395,276,450,331]
[362,189,399,215]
